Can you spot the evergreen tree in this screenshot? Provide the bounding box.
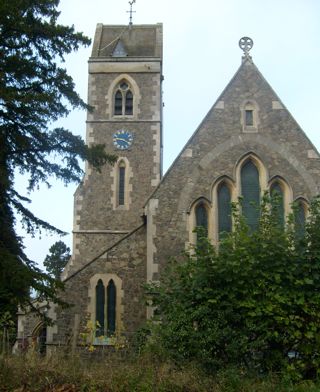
[43,241,70,280]
[0,0,115,316]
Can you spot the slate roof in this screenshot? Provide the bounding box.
[91,24,163,58]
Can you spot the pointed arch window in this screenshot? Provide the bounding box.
[195,203,208,241]
[241,160,260,231]
[270,182,285,227]
[114,91,123,115]
[118,161,126,206]
[125,90,133,115]
[95,279,118,337]
[295,200,307,239]
[114,81,133,116]
[218,183,232,238]
[95,280,105,337]
[107,280,116,335]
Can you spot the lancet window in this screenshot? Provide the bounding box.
[217,182,232,238]
[95,279,117,337]
[295,199,307,239]
[114,81,133,116]
[241,160,260,231]
[270,182,285,227]
[118,161,126,206]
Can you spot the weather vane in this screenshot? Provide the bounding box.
[127,0,136,26]
[239,37,254,57]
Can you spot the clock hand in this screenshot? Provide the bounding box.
[115,137,130,143]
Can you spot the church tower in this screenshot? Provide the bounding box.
[63,23,163,278]
[16,31,320,353]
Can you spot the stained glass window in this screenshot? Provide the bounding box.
[295,200,306,239]
[218,183,232,238]
[195,203,208,240]
[270,182,284,227]
[241,160,260,231]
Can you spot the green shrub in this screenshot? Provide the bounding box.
[146,195,320,380]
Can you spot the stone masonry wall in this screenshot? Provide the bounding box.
[148,58,320,278]
[54,226,147,347]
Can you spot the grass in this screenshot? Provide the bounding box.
[0,352,320,392]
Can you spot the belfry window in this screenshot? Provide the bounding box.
[270,182,285,227]
[114,91,123,115]
[125,90,133,115]
[218,183,232,238]
[118,161,126,206]
[241,160,260,231]
[114,81,133,116]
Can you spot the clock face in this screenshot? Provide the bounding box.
[113,130,133,150]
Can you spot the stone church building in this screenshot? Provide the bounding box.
[17,23,320,350]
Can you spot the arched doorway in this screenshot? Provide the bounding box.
[32,322,47,354]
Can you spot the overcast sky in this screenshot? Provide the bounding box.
[17,0,320,268]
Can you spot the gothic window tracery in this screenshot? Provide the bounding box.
[188,155,301,246]
[114,81,133,116]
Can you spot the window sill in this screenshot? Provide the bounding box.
[242,126,258,133]
[112,115,134,120]
[93,336,115,346]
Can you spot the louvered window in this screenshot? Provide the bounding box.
[218,183,232,238]
[125,90,133,115]
[118,165,125,206]
[114,91,123,115]
[241,161,260,231]
[95,280,105,337]
[270,182,284,227]
[114,81,133,116]
[107,280,116,335]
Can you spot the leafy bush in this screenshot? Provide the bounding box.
[146,195,320,379]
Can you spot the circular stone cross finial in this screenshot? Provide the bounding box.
[239,37,254,55]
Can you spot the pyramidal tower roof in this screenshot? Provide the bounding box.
[91,23,163,58]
